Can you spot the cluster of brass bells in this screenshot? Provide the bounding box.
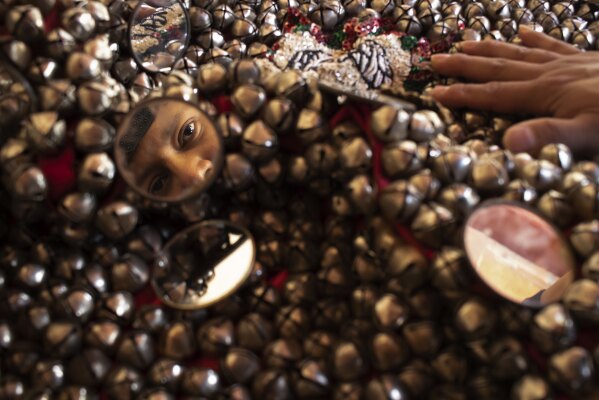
[1,0,599,398]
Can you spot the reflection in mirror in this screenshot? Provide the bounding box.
[464,201,575,308]
[114,98,224,202]
[152,220,255,309]
[129,0,189,73]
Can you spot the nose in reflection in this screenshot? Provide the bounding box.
[164,153,212,187]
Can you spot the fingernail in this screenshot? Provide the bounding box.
[431,85,449,97]
[504,127,537,153]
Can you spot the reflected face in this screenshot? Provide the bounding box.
[116,99,223,201]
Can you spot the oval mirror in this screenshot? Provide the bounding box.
[129,0,190,73]
[152,220,256,310]
[114,98,224,202]
[464,201,576,307]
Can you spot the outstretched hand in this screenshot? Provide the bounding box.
[430,26,599,157]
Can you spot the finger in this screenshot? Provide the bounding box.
[519,25,580,55]
[458,40,561,63]
[503,114,599,156]
[431,81,550,114]
[431,53,542,82]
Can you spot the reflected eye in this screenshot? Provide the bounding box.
[149,172,169,195]
[178,121,198,148]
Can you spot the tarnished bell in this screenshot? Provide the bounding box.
[531,303,576,354]
[549,347,595,395]
[110,254,149,293]
[379,180,422,223]
[44,320,83,358]
[511,374,553,400]
[232,84,267,118]
[333,340,368,381]
[371,105,410,142]
[38,79,77,113]
[148,359,184,391]
[104,365,144,400]
[95,201,138,240]
[181,368,221,397]
[97,291,135,325]
[221,347,261,384]
[431,247,473,298]
[24,112,67,154]
[433,146,474,184]
[6,5,44,42]
[454,297,497,342]
[242,120,279,162]
[570,220,599,258]
[60,7,96,41]
[563,279,599,323]
[66,52,102,81]
[410,109,445,142]
[410,202,457,249]
[438,183,480,217]
[160,322,196,360]
[66,348,111,387]
[382,140,424,178]
[196,316,235,354]
[252,369,292,400]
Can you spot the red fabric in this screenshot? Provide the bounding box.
[37,145,76,201]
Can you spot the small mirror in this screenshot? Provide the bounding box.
[114,98,224,202]
[152,220,255,310]
[129,0,190,73]
[464,201,576,307]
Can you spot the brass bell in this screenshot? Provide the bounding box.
[5,5,44,42]
[530,303,576,354]
[548,346,595,395]
[563,279,599,323]
[371,105,410,143]
[382,140,424,178]
[197,62,228,93]
[95,201,139,240]
[570,220,599,258]
[37,79,76,114]
[433,146,474,184]
[411,202,457,249]
[379,180,422,223]
[24,112,67,154]
[241,120,279,163]
[296,108,328,144]
[231,84,267,118]
[61,7,97,41]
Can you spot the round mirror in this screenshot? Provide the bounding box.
[152,220,256,310]
[129,0,190,73]
[464,201,576,307]
[114,98,224,202]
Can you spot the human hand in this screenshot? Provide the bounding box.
[430,26,599,157]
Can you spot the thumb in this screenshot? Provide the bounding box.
[503,114,599,157]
